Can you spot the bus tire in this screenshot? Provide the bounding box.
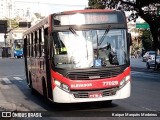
[100,100,112,107]
[107,100,112,103]
[31,84,36,95]
[104,100,112,105]
[27,71,31,88]
[42,78,48,103]
[29,73,36,95]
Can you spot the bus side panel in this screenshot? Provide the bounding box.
[23,37,29,85]
[37,57,46,95]
[30,58,37,90]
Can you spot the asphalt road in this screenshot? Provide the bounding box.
[0,58,160,120]
[130,58,146,68]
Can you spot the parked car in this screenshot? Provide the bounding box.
[146,55,160,69]
[142,51,155,62]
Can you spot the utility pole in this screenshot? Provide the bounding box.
[0,20,7,57]
[8,0,13,58]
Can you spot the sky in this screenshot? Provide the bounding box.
[14,0,88,16]
[1,0,88,42]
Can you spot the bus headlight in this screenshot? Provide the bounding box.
[119,75,130,89]
[54,80,70,92]
[54,80,61,87]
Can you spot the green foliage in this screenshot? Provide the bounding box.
[5,18,18,28]
[10,19,18,28]
[34,13,45,19]
[88,0,106,9]
[140,29,154,51]
[88,0,160,50]
[142,39,152,51]
[131,37,142,55]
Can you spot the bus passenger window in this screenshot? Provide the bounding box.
[39,28,45,57]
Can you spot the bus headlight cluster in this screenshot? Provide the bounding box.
[119,75,130,89]
[54,80,70,92]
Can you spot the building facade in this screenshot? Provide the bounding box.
[0,0,16,19]
[0,0,31,19]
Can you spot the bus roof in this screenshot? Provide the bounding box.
[23,17,49,35]
[23,9,125,36]
[59,9,117,15]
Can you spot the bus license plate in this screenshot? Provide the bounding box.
[88,92,103,98]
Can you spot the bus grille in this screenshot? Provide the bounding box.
[66,67,124,80]
[72,87,118,98]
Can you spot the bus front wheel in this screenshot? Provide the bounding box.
[103,100,112,105]
[29,73,36,95]
[42,79,48,103]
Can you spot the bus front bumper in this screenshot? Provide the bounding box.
[52,81,131,103]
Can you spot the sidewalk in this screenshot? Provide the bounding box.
[0,84,29,111]
[0,91,17,111]
[0,91,29,111]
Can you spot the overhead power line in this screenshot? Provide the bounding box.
[15,1,87,7]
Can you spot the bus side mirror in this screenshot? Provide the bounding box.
[128,33,132,46]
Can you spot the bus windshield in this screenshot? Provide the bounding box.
[52,29,128,69]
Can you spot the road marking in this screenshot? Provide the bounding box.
[0,75,25,78]
[2,78,12,84]
[0,77,24,89]
[13,77,23,81]
[131,71,160,79]
[131,71,142,75]
[131,71,160,75]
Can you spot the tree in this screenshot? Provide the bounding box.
[140,29,154,51]
[88,0,160,50]
[34,13,45,19]
[10,19,19,28]
[88,0,106,9]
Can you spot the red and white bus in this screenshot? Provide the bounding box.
[23,9,131,103]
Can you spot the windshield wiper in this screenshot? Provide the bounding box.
[98,25,111,46]
[69,27,78,36]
